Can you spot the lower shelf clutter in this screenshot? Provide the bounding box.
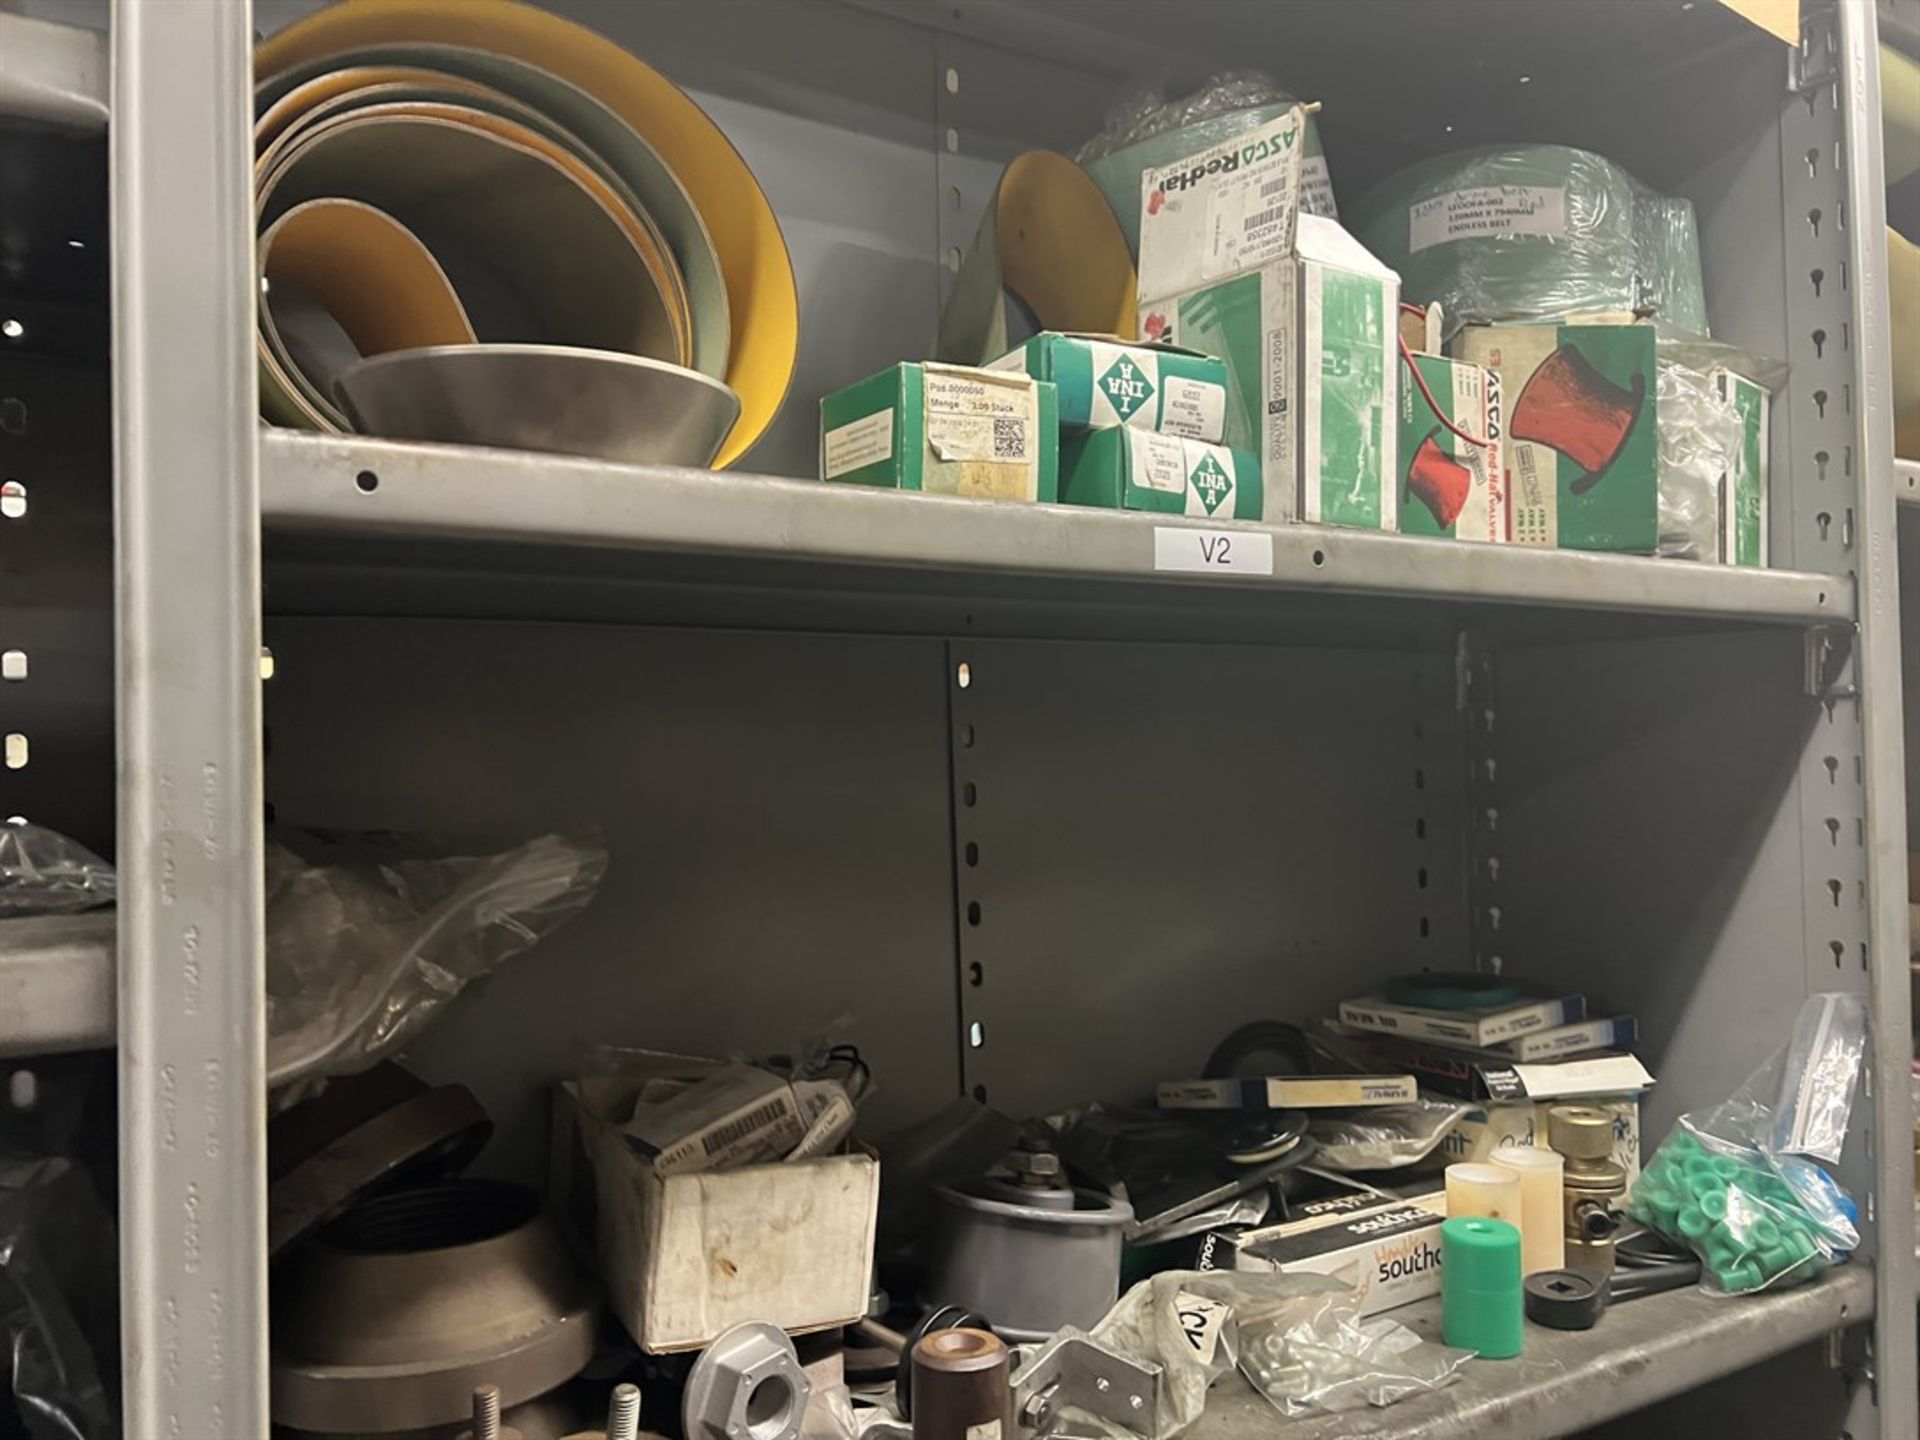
[229,943,1876,1435]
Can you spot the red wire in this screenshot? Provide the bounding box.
[1396,302,1489,449]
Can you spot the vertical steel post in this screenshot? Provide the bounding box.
[111,0,266,1434]
[1835,4,1918,1437]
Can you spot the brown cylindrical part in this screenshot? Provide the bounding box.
[911,1329,1012,1440]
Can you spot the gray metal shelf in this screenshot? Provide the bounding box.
[1195,1266,1874,1440]
[0,11,107,130]
[1899,458,1920,503]
[260,430,1851,642]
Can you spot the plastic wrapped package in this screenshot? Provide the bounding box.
[1627,993,1866,1294]
[0,825,114,918]
[265,830,607,1098]
[1307,1098,1472,1171]
[1067,1269,1467,1435]
[1655,358,1744,560]
[1350,145,1707,332]
[1075,71,1337,255]
[1234,1284,1472,1417]
[1635,186,1709,336]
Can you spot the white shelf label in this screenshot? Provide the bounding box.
[1153,527,1274,576]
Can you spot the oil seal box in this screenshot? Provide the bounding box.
[1059,429,1263,521]
[1140,215,1399,530]
[1399,353,1507,542]
[1450,322,1658,551]
[988,332,1228,441]
[821,362,1059,502]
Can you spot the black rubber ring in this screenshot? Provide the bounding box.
[1525,1268,1610,1330]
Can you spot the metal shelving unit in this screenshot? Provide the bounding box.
[2,1,1914,1438]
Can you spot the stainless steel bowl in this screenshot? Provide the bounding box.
[335,343,741,468]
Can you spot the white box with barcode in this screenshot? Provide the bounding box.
[1137,108,1307,303]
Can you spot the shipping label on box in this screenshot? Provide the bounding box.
[821,363,1059,501]
[1714,367,1770,567]
[1437,1096,1642,1182]
[1140,218,1399,531]
[988,333,1228,441]
[1059,428,1263,520]
[1451,323,1658,552]
[1238,1202,1448,1316]
[1398,354,1507,542]
[1137,109,1306,303]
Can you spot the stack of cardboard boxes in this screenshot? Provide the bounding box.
[819,107,1772,568]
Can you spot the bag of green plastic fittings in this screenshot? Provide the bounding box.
[1628,993,1866,1295]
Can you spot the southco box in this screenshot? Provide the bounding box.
[1236,1197,1449,1316]
[1059,429,1263,521]
[1450,322,1658,552]
[988,333,1228,441]
[820,362,1058,502]
[1140,215,1400,530]
[1398,354,1507,543]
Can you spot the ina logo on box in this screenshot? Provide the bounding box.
[1190,453,1233,515]
[1100,356,1154,421]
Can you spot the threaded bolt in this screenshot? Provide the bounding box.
[609,1382,642,1440]
[472,1384,502,1440]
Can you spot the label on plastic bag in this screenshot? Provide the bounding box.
[1408,185,1567,253]
[1174,1291,1231,1364]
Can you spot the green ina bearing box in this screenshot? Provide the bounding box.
[820,362,1058,502]
[1398,353,1507,543]
[987,332,1228,441]
[1714,367,1770,567]
[1450,322,1658,552]
[1059,428,1263,521]
[1138,215,1399,530]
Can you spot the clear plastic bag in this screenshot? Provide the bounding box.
[1307,1098,1472,1171]
[1080,1270,1337,1439]
[265,830,607,1095]
[1066,1269,1467,1435]
[1656,358,1744,560]
[1351,145,1706,333]
[1075,71,1337,252]
[1627,993,1865,1294]
[0,825,114,918]
[1234,1284,1471,1418]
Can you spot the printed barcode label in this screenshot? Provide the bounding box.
[1259,178,1289,198]
[992,416,1026,459]
[702,1100,790,1155]
[1243,206,1288,234]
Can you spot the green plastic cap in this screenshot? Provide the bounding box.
[1442,1216,1524,1358]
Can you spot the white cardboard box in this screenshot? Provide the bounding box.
[552,1082,879,1352]
[1139,216,1400,531]
[1136,108,1307,304]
